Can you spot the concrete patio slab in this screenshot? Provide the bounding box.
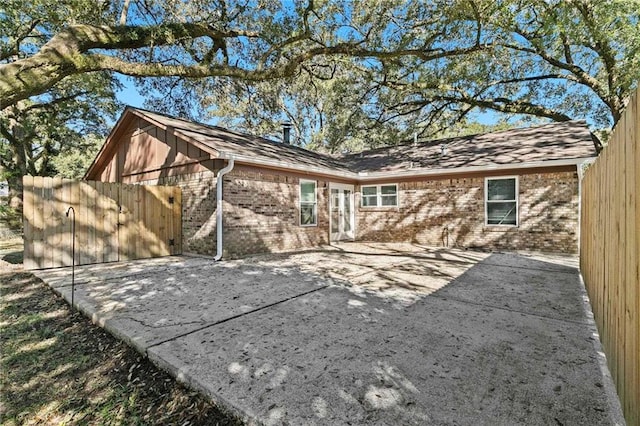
[33,255,201,289]
[251,244,491,305]
[34,244,623,425]
[434,254,587,322]
[149,284,611,425]
[34,256,333,352]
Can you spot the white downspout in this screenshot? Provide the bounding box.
[214,158,235,261]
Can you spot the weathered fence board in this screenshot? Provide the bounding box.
[581,90,640,426]
[23,177,181,269]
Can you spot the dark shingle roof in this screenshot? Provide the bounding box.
[133,108,597,175]
[133,108,352,173]
[340,120,598,172]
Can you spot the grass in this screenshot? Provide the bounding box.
[0,202,22,233]
[1,203,24,267]
[0,237,23,266]
[0,269,243,425]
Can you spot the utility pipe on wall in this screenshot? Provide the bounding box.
[214,158,235,261]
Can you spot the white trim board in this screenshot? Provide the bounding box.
[217,151,594,182]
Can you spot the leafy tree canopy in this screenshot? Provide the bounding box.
[1,1,122,205]
[0,71,120,206]
[126,0,639,151]
[1,0,638,161]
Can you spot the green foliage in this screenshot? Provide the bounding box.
[0,202,22,232]
[51,133,104,179]
[139,0,638,152]
[0,72,120,199]
[1,0,638,157]
[0,1,119,199]
[0,0,112,58]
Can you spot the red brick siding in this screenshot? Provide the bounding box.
[150,167,330,258]
[222,168,329,257]
[152,171,219,255]
[148,168,578,257]
[355,171,579,253]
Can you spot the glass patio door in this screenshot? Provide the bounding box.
[330,184,355,241]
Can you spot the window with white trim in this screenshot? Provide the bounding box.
[361,184,398,207]
[485,177,518,226]
[300,180,317,226]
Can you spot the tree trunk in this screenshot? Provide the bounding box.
[2,127,28,213]
[7,177,23,211]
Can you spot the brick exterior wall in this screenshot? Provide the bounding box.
[152,170,219,255]
[355,171,579,253]
[150,167,330,258]
[222,167,329,257]
[147,167,578,257]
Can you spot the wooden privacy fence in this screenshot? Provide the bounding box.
[23,176,182,270]
[580,91,639,425]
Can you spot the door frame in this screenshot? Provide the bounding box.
[329,182,355,242]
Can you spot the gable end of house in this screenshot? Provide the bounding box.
[85,108,223,183]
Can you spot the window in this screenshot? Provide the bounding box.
[485,177,518,226]
[360,184,398,207]
[361,186,378,206]
[300,180,317,226]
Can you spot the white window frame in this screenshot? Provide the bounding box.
[299,179,317,227]
[485,176,519,227]
[360,184,398,207]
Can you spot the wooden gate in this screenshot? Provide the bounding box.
[22,176,182,270]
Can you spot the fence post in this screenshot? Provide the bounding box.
[66,206,76,310]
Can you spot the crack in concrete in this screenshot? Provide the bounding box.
[476,262,577,274]
[50,280,93,289]
[145,284,330,351]
[120,315,208,329]
[429,294,590,326]
[50,263,212,289]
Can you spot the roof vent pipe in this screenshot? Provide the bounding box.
[441,144,447,156]
[282,123,292,144]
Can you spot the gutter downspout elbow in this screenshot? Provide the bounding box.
[214,158,235,261]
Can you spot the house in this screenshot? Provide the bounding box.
[85,107,598,258]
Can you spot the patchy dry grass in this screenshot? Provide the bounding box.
[0,271,243,425]
[0,237,23,268]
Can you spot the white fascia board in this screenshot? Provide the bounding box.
[216,151,596,182]
[356,157,596,181]
[216,151,358,179]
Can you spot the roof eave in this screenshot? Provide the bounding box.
[216,152,596,182]
[84,106,137,179]
[217,150,357,180]
[356,157,596,181]
[133,110,222,158]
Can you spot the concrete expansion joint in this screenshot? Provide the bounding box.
[51,260,213,289]
[51,279,91,289]
[478,262,577,274]
[430,294,591,326]
[145,284,330,351]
